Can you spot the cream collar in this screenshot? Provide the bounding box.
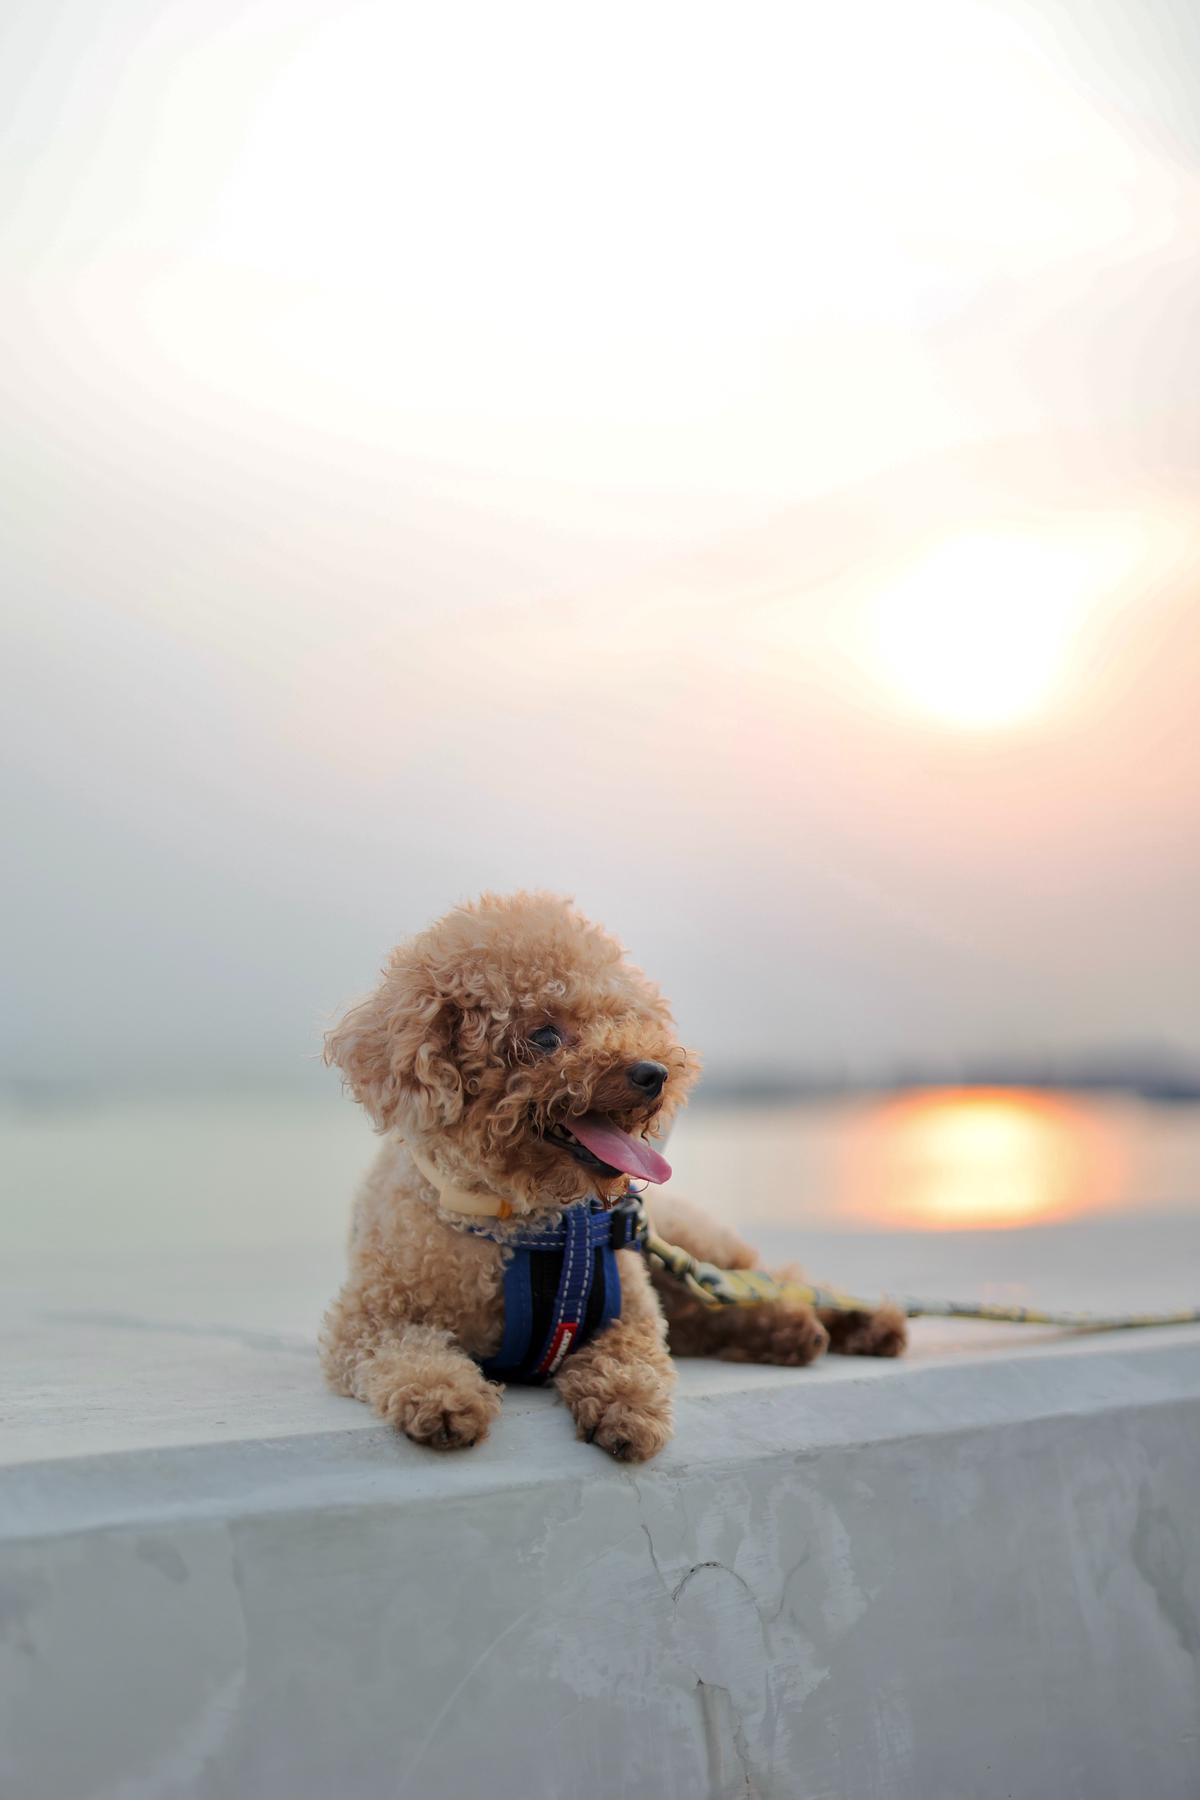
[404,1140,517,1220]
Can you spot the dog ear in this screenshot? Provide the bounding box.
[325,947,465,1132]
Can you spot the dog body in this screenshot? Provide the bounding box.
[322,893,904,1460]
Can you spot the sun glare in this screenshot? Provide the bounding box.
[866,534,1104,729]
[852,1089,1121,1230]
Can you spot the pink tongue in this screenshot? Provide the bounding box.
[567,1113,672,1184]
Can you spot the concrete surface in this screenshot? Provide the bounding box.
[3,1230,1200,1800]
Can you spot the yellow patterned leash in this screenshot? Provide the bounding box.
[640,1220,1200,1333]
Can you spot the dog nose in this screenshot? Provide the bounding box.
[627,1060,668,1098]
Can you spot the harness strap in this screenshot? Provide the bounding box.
[475,1198,644,1384]
[470,1206,642,1253]
[531,1200,594,1377]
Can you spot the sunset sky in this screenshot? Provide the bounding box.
[3,0,1198,1089]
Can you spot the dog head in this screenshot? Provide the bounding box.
[326,892,700,1212]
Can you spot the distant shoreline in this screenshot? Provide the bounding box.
[696,1069,1200,1107]
[4,1064,1200,1112]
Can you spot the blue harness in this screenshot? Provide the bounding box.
[468,1197,645,1384]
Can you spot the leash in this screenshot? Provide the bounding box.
[640,1216,1200,1333]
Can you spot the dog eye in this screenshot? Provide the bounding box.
[528,1025,562,1053]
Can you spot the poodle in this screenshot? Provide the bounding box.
[321,892,905,1461]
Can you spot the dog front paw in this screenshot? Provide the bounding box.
[377,1372,503,1451]
[558,1361,674,1462]
[575,1391,674,1462]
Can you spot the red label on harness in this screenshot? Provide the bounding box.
[538,1322,577,1375]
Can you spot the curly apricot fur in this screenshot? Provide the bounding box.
[321,893,905,1458]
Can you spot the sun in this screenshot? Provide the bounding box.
[865,533,1099,729]
[851,1089,1122,1230]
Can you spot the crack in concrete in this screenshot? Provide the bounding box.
[629,1488,769,1793]
[672,1559,757,1607]
[673,1560,771,1794]
[695,1675,758,1797]
[673,1557,781,1670]
[626,1470,676,1600]
[640,1522,672,1595]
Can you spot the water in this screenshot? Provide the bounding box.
[3,1087,1198,1256]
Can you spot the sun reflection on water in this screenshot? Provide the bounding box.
[850,1088,1124,1229]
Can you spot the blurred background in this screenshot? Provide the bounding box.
[3,0,1198,1270]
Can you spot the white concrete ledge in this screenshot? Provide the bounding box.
[4,1240,1200,1800]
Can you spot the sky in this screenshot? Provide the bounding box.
[2,0,1199,1091]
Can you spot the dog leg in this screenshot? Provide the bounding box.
[817,1303,907,1359]
[660,1280,830,1365]
[554,1252,676,1461]
[648,1193,830,1367]
[322,1292,502,1449]
[359,1324,503,1449]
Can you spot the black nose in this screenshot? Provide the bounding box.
[627,1060,668,1098]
